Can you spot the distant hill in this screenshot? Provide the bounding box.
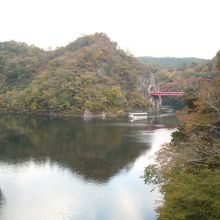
[0,33,155,115]
[138,56,209,70]
[138,56,218,84]
[138,55,220,109]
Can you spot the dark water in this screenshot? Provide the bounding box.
[0,108,178,220]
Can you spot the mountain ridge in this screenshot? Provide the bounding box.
[0,33,155,115]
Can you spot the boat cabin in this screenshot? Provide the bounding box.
[128,112,148,120]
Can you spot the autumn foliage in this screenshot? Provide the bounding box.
[144,76,220,220]
[0,33,153,115]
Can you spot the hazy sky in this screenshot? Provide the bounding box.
[0,0,220,58]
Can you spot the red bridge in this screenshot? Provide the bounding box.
[150,91,185,97]
[149,77,212,97]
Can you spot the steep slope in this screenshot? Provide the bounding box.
[0,33,154,115]
[212,50,220,71]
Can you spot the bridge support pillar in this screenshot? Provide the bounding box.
[150,96,162,112]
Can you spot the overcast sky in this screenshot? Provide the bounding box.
[0,0,219,58]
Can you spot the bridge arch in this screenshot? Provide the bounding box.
[148,85,156,93]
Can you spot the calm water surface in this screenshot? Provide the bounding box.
[0,108,178,220]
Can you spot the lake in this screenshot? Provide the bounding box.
[0,107,178,220]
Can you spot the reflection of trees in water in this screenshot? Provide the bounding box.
[150,115,178,127]
[147,109,178,127]
[0,117,150,183]
[0,188,5,207]
[0,188,6,220]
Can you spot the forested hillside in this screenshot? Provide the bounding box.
[138,56,218,83]
[138,54,220,108]
[139,56,208,70]
[0,41,49,92]
[0,33,154,115]
[144,52,220,220]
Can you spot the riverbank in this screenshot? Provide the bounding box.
[144,77,220,220]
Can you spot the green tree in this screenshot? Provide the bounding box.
[144,77,220,220]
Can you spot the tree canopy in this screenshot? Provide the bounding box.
[144,75,220,220]
[0,33,154,115]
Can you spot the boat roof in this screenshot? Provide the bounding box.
[129,112,148,115]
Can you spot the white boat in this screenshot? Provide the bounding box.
[128,112,148,120]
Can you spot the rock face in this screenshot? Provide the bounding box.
[0,33,156,115]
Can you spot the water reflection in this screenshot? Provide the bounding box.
[0,189,3,202]
[0,111,178,220]
[0,117,154,182]
[0,188,5,213]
